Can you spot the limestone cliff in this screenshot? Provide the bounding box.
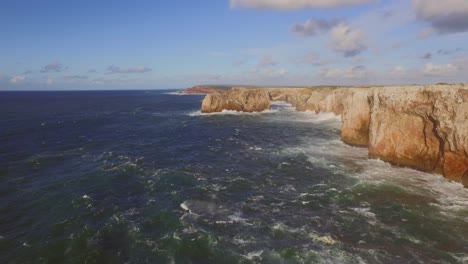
[201,88,271,113]
[198,84,468,187]
[368,85,468,185]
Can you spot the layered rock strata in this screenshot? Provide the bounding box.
[198,84,468,187]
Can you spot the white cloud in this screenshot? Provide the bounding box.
[266,68,288,77]
[375,56,467,83]
[257,56,277,67]
[294,53,320,64]
[318,65,367,78]
[290,18,341,36]
[41,62,66,73]
[230,0,375,10]
[329,23,368,57]
[106,65,152,74]
[391,66,406,74]
[9,75,25,84]
[423,62,459,75]
[232,60,248,66]
[413,0,468,33]
[420,52,432,59]
[64,75,88,81]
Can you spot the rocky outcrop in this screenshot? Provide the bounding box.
[201,88,271,113]
[198,84,468,187]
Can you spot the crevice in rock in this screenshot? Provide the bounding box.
[427,114,445,172]
[421,115,431,157]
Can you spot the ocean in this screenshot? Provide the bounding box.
[1,90,467,263]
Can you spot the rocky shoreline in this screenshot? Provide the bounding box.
[187,84,468,187]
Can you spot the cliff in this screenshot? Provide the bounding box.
[201,87,271,113]
[368,86,468,185]
[198,84,468,187]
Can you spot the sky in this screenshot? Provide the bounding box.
[0,0,467,90]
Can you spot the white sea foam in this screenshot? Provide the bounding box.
[309,233,338,245]
[270,101,296,111]
[310,112,342,123]
[165,91,186,95]
[270,101,292,107]
[274,111,468,211]
[180,201,192,214]
[248,146,263,151]
[351,207,377,225]
[271,222,304,234]
[232,237,251,245]
[284,130,468,215]
[188,109,279,117]
[245,250,264,260]
[166,92,206,95]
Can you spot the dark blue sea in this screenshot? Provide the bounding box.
[1,90,467,263]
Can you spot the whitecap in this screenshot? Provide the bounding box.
[309,233,338,245]
[351,207,377,225]
[248,146,262,151]
[232,237,252,245]
[245,250,264,260]
[180,202,192,214]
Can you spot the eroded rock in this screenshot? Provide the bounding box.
[201,88,271,113]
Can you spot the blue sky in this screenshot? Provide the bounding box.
[1,0,467,90]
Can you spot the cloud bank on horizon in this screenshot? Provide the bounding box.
[0,0,467,90]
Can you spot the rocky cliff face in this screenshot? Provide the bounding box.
[368,85,468,185]
[341,88,372,146]
[198,84,468,187]
[201,88,271,113]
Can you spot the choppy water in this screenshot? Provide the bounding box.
[1,91,467,264]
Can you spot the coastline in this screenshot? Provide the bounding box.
[183,84,468,187]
